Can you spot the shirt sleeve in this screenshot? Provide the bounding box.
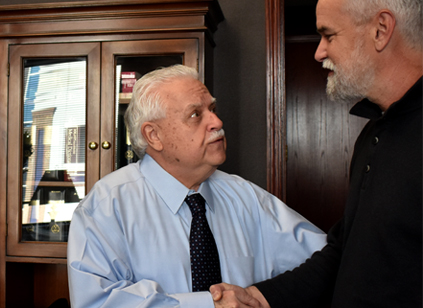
[67,205,214,308]
[253,183,328,276]
[254,218,344,307]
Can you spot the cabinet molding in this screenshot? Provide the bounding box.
[265,0,286,202]
[0,39,8,308]
[0,1,223,39]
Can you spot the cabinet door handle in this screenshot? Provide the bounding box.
[102,141,111,149]
[88,141,98,150]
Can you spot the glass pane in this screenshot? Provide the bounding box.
[114,55,183,170]
[21,58,87,242]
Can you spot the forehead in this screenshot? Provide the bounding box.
[161,77,212,110]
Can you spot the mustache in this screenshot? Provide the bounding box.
[208,129,225,143]
[323,59,336,71]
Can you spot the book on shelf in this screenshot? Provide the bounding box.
[120,71,141,93]
[118,71,142,103]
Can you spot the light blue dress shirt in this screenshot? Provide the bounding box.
[67,154,326,308]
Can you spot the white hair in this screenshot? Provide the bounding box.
[124,64,199,158]
[343,0,422,50]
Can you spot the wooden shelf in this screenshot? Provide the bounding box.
[5,256,66,265]
[119,93,132,105]
[36,181,75,187]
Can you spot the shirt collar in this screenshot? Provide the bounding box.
[197,180,216,213]
[140,154,216,214]
[140,154,189,215]
[350,76,422,120]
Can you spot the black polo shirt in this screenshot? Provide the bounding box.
[255,77,422,307]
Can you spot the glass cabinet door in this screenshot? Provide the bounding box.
[7,43,100,258]
[101,39,199,176]
[6,39,198,258]
[114,55,184,169]
[21,57,86,243]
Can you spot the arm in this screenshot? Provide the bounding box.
[67,206,214,308]
[252,182,328,275]
[210,220,343,308]
[209,183,333,308]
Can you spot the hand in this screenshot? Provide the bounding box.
[210,283,270,308]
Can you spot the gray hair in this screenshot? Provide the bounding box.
[343,0,422,50]
[124,64,199,158]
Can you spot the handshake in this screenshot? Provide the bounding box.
[210,283,271,308]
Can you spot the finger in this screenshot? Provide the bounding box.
[225,290,261,308]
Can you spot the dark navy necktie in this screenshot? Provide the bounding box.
[185,193,222,292]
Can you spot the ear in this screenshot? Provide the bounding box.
[141,122,163,152]
[373,10,396,52]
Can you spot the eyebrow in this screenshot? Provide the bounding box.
[316,26,329,35]
[184,98,217,112]
[188,98,217,108]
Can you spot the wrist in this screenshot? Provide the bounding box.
[246,286,271,308]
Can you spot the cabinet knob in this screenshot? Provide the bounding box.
[102,141,111,149]
[88,142,98,150]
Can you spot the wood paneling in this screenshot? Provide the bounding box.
[6,263,69,308]
[265,0,286,201]
[0,39,7,308]
[6,262,34,308]
[266,1,368,232]
[285,41,367,232]
[33,264,69,308]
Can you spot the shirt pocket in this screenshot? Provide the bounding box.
[221,256,255,287]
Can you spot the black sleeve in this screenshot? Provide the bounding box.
[254,219,344,307]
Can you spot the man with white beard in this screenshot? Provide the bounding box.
[211,0,422,307]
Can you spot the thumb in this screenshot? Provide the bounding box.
[210,283,225,301]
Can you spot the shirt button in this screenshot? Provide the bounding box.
[373,136,379,145]
[365,165,371,173]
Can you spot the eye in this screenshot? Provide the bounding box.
[210,104,217,114]
[190,111,199,118]
[325,34,335,42]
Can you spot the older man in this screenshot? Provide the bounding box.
[67,65,326,308]
[211,0,422,307]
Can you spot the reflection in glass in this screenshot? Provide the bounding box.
[21,58,87,242]
[114,55,183,170]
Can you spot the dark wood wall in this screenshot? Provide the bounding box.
[285,40,367,232]
[281,1,368,232]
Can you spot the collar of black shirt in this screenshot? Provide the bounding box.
[350,76,422,120]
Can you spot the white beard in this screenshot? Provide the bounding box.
[323,40,375,103]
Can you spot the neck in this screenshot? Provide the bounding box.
[147,150,216,191]
[367,43,422,110]
[167,166,216,191]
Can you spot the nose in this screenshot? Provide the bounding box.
[208,111,223,132]
[314,37,327,62]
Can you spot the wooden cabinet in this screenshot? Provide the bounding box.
[0,1,223,307]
